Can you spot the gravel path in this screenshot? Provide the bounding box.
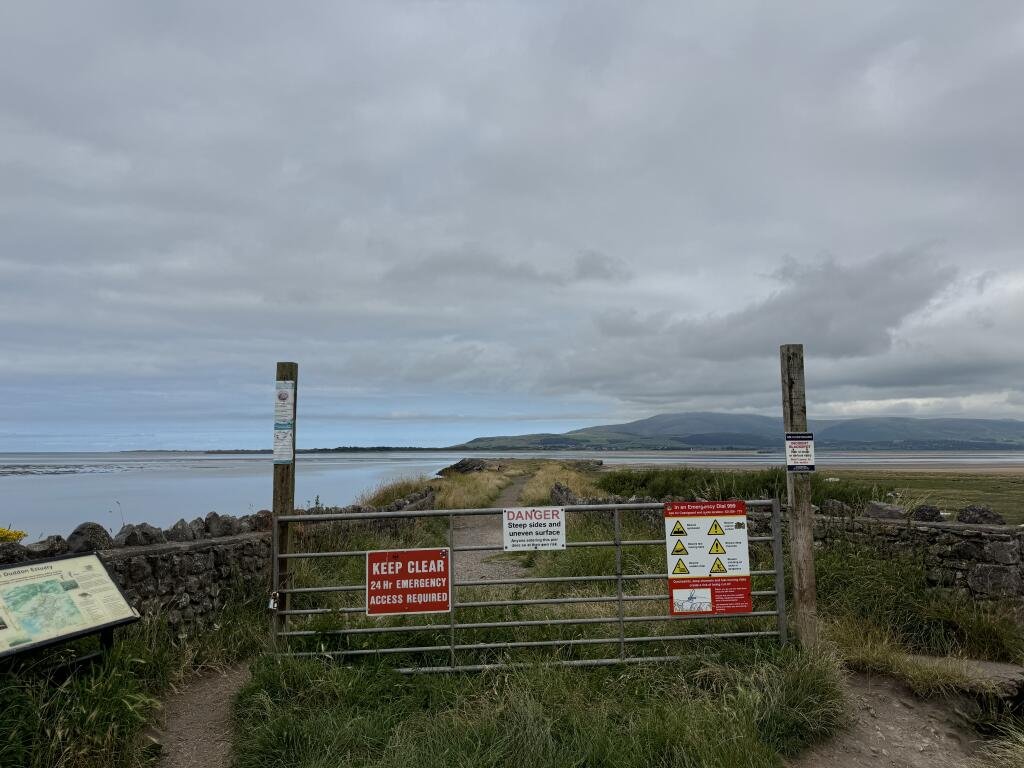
[155,665,249,768]
[452,473,532,582]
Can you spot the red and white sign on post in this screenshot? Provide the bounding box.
[366,547,451,616]
[664,501,752,616]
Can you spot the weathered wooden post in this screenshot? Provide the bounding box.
[272,361,298,639]
[780,344,818,648]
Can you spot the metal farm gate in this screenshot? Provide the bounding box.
[269,499,787,673]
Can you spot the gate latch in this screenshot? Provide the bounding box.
[267,591,279,611]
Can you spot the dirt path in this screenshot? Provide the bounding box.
[452,473,532,582]
[789,672,982,768]
[155,665,249,768]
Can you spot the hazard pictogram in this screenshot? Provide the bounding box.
[672,540,688,555]
[709,557,728,574]
[708,538,726,555]
[671,520,686,536]
[707,520,725,536]
[672,559,690,575]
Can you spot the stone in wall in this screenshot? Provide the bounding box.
[67,522,114,553]
[956,504,1007,525]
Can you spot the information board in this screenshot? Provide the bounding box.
[0,553,138,658]
[366,547,451,616]
[664,501,752,616]
[785,432,815,472]
[502,507,566,551]
[273,381,296,465]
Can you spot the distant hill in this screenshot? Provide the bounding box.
[453,412,1024,451]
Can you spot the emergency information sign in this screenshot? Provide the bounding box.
[365,548,451,616]
[664,501,752,615]
[785,432,815,472]
[502,507,566,551]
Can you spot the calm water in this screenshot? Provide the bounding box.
[2,450,1022,541]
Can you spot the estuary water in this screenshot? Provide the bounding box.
[2,450,1022,541]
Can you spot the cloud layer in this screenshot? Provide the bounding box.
[1,2,1023,448]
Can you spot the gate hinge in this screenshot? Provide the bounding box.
[268,591,279,611]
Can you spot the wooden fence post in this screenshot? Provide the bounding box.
[272,361,298,639]
[780,344,818,648]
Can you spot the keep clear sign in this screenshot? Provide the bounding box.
[502,507,566,551]
[366,548,451,616]
[664,500,752,616]
[273,381,295,465]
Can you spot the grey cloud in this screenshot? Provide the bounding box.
[674,251,958,360]
[2,2,1024,449]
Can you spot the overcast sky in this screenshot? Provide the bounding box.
[2,2,1024,450]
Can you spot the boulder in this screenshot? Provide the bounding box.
[0,542,29,564]
[188,517,209,539]
[910,504,943,522]
[113,523,166,547]
[25,535,69,559]
[956,505,1006,525]
[252,509,273,532]
[439,458,487,476]
[67,522,114,553]
[862,501,905,520]
[166,519,197,542]
[819,498,852,516]
[205,511,240,537]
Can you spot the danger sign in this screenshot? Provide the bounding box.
[366,548,451,616]
[503,506,566,551]
[664,501,752,615]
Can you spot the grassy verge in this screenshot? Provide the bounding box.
[597,466,896,509]
[518,460,604,506]
[0,595,265,768]
[233,644,845,768]
[828,469,1024,525]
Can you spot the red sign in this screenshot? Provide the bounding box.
[664,500,747,517]
[365,547,451,616]
[668,576,753,615]
[664,500,752,616]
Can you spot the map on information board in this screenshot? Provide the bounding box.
[0,554,138,658]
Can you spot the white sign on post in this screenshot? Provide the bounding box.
[785,432,815,472]
[273,381,296,465]
[502,507,566,551]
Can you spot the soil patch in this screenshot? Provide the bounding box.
[155,665,249,768]
[789,672,982,768]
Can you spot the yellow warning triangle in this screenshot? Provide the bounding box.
[672,559,690,575]
[707,520,725,536]
[672,540,688,555]
[671,520,686,536]
[708,538,726,555]
[709,557,728,574]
